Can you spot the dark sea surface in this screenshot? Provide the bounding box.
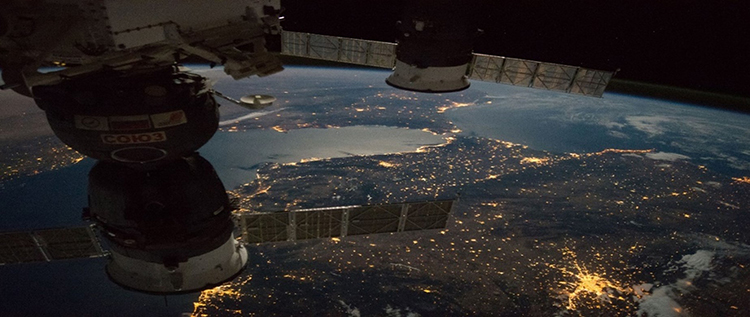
[200,126,445,189]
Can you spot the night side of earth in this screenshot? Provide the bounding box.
[1,67,750,316]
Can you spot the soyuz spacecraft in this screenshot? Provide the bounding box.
[0,0,613,293]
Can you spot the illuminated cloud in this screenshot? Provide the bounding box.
[636,250,715,317]
[644,152,691,162]
[219,108,286,127]
[339,300,361,317]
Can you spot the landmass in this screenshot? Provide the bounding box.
[195,135,750,316]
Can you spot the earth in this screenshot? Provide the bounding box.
[1,66,749,316]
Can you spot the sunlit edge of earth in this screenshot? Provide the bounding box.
[6,64,747,112]
[601,91,750,129]
[184,62,750,113]
[606,78,750,114]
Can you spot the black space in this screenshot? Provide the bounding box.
[281,1,750,101]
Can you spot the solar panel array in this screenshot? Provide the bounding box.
[467,53,613,97]
[241,200,454,244]
[0,226,106,265]
[280,31,614,97]
[281,31,398,69]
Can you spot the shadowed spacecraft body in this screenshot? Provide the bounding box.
[385,0,480,92]
[87,154,246,293]
[32,67,219,166]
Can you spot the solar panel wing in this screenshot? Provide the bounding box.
[0,232,46,265]
[35,227,105,260]
[347,204,402,236]
[241,212,290,244]
[468,53,614,97]
[403,200,452,231]
[294,208,344,240]
[531,63,578,92]
[499,58,538,87]
[569,68,613,97]
[0,226,106,265]
[240,199,455,244]
[281,31,397,69]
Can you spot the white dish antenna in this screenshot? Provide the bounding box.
[240,94,276,107]
[212,90,276,110]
